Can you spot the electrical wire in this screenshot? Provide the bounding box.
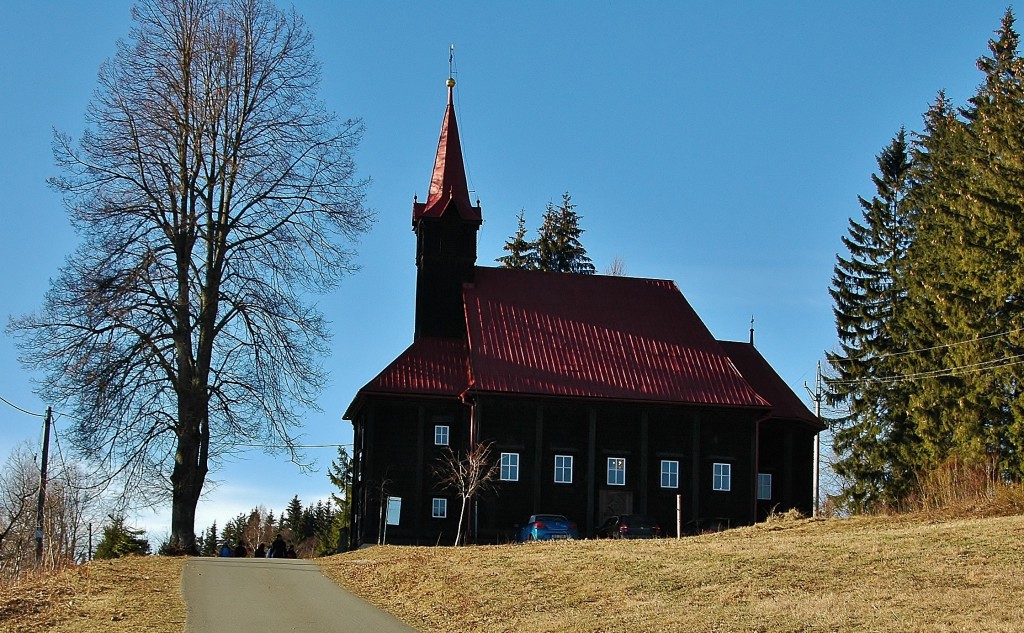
[826,352,1024,386]
[231,443,352,449]
[828,326,1024,364]
[0,394,45,417]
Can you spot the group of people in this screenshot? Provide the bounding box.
[218,533,297,559]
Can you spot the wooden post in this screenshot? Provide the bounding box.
[35,407,52,567]
[676,494,682,539]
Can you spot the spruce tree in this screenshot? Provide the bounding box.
[496,210,538,269]
[284,495,303,536]
[327,446,353,527]
[94,515,150,559]
[906,9,1024,479]
[827,129,917,509]
[202,522,218,556]
[221,513,247,546]
[535,192,596,274]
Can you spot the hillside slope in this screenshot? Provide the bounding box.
[319,514,1024,632]
[0,556,185,633]
[3,514,1021,632]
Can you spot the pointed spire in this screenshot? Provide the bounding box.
[412,75,482,225]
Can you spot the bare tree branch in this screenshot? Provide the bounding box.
[433,442,500,545]
[7,0,371,554]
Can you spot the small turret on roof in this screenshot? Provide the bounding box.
[412,77,482,225]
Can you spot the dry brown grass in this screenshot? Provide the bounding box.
[902,459,1024,519]
[3,514,1022,632]
[0,556,185,633]
[319,513,1024,633]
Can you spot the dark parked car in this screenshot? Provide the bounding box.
[595,514,662,539]
[517,514,579,542]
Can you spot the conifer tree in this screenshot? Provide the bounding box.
[905,9,1024,479]
[283,495,303,536]
[94,515,150,559]
[826,9,1024,509]
[327,446,353,527]
[200,522,218,556]
[221,513,247,546]
[536,192,596,274]
[827,129,917,509]
[496,211,538,269]
[903,93,979,475]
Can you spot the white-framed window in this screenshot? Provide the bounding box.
[661,460,679,489]
[500,452,520,481]
[758,473,772,500]
[386,497,402,525]
[554,455,573,484]
[432,497,447,518]
[434,424,449,446]
[607,457,626,486]
[713,462,732,492]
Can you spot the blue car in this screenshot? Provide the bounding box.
[517,514,578,542]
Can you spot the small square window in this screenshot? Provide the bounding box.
[554,455,573,484]
[713,462,731,492]
[661,460,679,488]
[758,473,772,500]
[434,425,449,446]
[607,457,626,486]
[500,453,519,481]
[432,497,447,518]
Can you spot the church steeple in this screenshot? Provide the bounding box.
[412,77,481,225]
[412,75,482,341]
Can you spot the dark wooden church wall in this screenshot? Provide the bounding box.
[696,411,756,528]
[756,420,816,519]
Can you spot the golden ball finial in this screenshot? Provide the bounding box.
[446,77,456,88]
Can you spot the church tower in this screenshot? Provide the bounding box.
[411,77,482,340]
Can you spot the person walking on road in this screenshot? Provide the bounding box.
[269,533,287,558]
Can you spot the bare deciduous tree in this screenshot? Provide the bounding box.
[433,442,499,545]
[8,0,371,554]
[0,443,102,577]
[0,445,36,560]
[605,256,627,277]
[241,506,275,553]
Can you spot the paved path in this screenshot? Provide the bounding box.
[182,557,418,633]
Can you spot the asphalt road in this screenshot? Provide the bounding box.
[182,557,418,633]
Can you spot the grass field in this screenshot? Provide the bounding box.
[319,513,1024,632]
[3,513,1023,632]
[0,555,185,633]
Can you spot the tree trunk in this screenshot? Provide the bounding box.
[455,496,468,546]
[169,390,209,555]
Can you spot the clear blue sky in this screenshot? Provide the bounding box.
[0,1,1012,537]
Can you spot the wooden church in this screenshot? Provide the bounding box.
[344,77,823,546]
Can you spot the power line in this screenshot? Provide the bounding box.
[828,326,1024,365]
[231,443,351,449]
[4,396,351,452]
[0,394,45,417]
[826,352,1024,387]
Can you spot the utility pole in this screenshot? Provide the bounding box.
[805,363,823,517]
[35,406,52,566]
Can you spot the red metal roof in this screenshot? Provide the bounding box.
[344,338,469,418]
[462,268,770,408]
[345,270,824,417]
[718,341,824,429]
[412,81,481,225]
